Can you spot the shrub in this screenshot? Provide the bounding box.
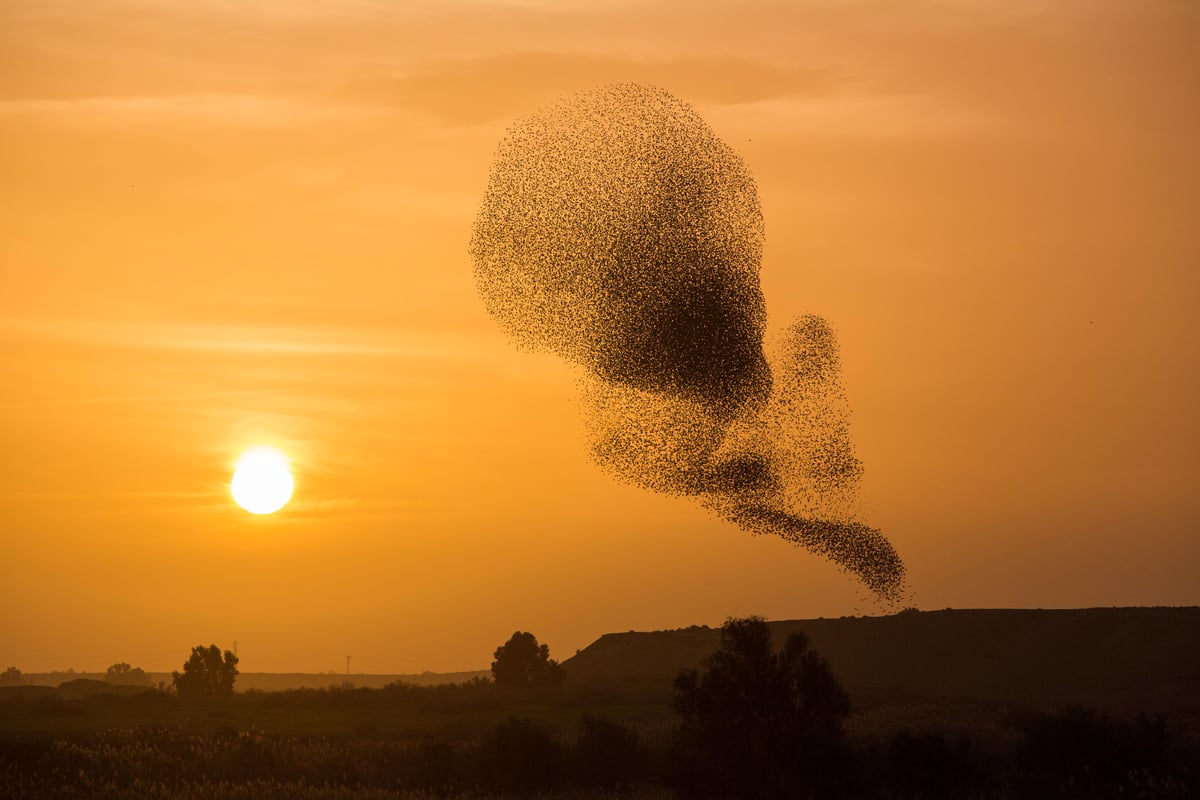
[1017,705,1169,794]
[668,616,850,799]
[480,715,563,791]
[575,714,645,788]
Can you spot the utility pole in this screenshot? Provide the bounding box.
[345,655,351,676]
[233,641,238,658]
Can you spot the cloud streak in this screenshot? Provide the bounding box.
[0,318,497,360]
[0,93,381,128]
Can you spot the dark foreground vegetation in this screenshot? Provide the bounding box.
[2,612,1198,799]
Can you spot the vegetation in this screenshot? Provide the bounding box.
[1,678,1194,798]
[491,631,566,687]
[172,645,239,699]
[576,714,647,789]
[0,668,21,687]
[106,663,150,686]
[562,607,1200,713]
[668,617,850,799]
[0,723,670,799]
[1,610,1197,798]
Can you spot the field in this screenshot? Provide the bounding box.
[3,608,1198,799]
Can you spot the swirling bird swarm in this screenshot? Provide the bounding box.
[470,84,905,601]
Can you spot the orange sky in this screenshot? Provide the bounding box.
[2,0,1198,674]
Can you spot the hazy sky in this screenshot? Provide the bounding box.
[2,0,1197,674]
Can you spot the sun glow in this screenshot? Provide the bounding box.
[231,447,294,515]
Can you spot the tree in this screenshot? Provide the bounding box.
[482,716,563,790]
[106,662,150,686]
[491,631,566,687]
[0,666,23,686]
[668,616,850,799]
[172,644,239,699]
[575,715,645,788]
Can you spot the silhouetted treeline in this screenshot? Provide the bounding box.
[1,618,1197,798]
[1,702,1195,799]
[0,716,653,799]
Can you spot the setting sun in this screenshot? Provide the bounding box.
[230,447,294,515]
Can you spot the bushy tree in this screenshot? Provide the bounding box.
[491,631,566,687]
[1017,705,1169,793]
[481,716,563,791]
[669,616,850,799]
[106,662,150,685]
[0,666,23,686]
[172,645,239,699]
[575,714,645,788]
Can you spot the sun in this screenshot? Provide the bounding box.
[230,447,294,515]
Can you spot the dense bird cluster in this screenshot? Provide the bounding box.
[470,83,905,602]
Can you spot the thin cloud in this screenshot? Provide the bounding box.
[0,318,500,360]
[345,50,1001,140]
[0,387,299,411]
[0,94,381,128]
[352,52,833,124]
[704,92,1011,140]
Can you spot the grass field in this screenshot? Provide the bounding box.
[3,679,1197,798]
[4,609,1198,798]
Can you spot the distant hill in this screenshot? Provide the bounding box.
[230,671,490,691]
[0,679,155,702]
[563,607,1200,712]
[12,671,490,693]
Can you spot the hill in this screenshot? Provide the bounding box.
[563,607,1200,712]
[13,670,490,692]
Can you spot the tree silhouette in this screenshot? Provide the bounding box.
[172,645,239,699]
[0,666,22,686]
[482,716,563,790]
[575,714,646,788]
[668,616,850,799]
[491,631,566,687]
[106,662,150,685]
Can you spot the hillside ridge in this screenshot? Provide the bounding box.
[563,606,1200,711]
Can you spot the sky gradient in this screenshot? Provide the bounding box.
[2,0,1198,674]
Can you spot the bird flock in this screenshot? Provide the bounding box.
[470,84,905,602]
